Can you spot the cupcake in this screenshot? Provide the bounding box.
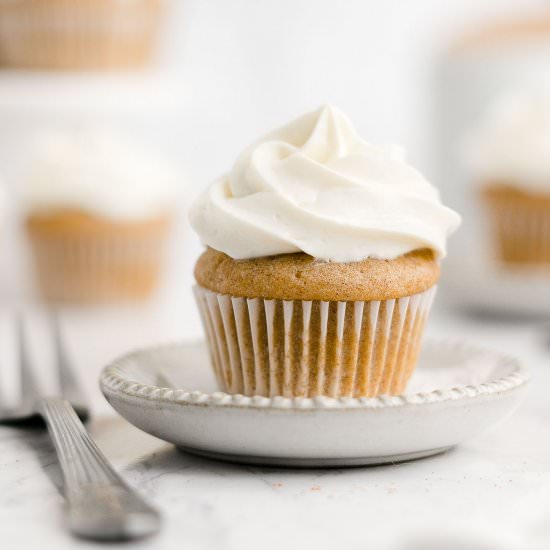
[23,128,178,303]
[0,0,164,70]
[190,105,460,398]
[468,95,550,266]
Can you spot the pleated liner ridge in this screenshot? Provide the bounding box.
[194,285,436,398]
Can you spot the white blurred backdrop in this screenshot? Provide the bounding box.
[1,0,549,315]
[164,0,549,182]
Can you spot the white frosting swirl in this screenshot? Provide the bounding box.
[468,94,550,192]
[23,127,180,220]
[190,105,460,262]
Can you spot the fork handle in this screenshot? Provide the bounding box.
[40,397,161,541]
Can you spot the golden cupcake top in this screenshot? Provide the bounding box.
[195,248,439,301]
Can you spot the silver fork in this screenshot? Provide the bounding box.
[0,313,161,541]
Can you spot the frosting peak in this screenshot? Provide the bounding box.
[190,105,460,262]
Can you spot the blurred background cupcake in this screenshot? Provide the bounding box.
[0,0,166,70]
[22,127,179,303]
[468,94,550,267]
[435,7,550,315]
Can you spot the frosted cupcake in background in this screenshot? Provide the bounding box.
[0,0,165,70]
[23,128,179,303]
[190,105,460,399]
[468,94,550,266]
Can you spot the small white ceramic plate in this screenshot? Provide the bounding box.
[100,340,529,467]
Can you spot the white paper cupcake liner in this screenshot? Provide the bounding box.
[194,285,436,398]
[29,232,168,303]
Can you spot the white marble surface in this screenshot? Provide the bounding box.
[1,301,549,550]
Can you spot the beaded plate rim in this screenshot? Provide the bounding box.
[99,339,530,410]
